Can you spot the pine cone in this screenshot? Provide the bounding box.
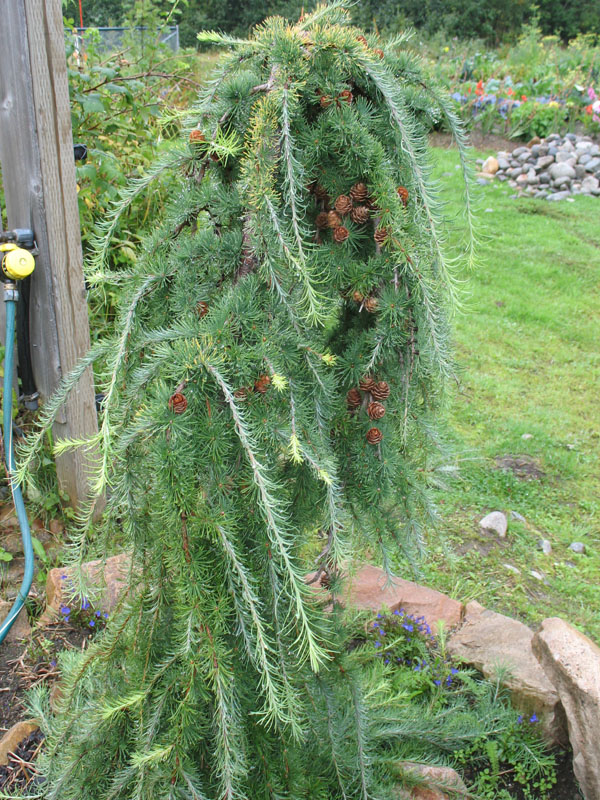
[189,129,206,145]
[315,211,330,229]
[350,182,369,203]
[334,195,353,215]
[234,387,249,401]
[350,206,370,225]
[312,183,329,201]
[366,427,383,444]
[359,375,375,392]
[367,401,385,420]
[352,290,364,303]
[339,89,353,104]
[333,226,349,243]
[319,572,331,589]
[320,94,333,108]
[364,296,378,313]
[254,375,271,394]
[168,392,187,414]
[397,185,409,206]
[346,388,362,410]
[373,48,385,59]
[366,195,380,211]
[328,210,342,229]
[371,381,390,400]
[374,226,390,245]
[356,35,368,46]
[197,301,209,318]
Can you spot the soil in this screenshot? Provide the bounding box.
[430,130,519,152]
[0,728,45,793]
[495,454,546,481]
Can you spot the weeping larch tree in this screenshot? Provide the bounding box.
[18,3,475,798]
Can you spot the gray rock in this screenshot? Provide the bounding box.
[538,539,552,555]
[553,176,572,189]
[582,176,600,192]
[548,146,558,157]
[550,162,576,180]
[480,511,508,538]
[575,165,588,179]
[565,132,577,142]
[530,570,544,581]
[569,542,586,554]
[576,140,593,153]
[556,150,574,163]
[539,173,551,184]
[497,157,510,170]
[512,146,528,157]
[546,133,561,142]
[537,155,555,169]
[516,173,529,185]
[534,190,550,199]
[578,153,591,165]
[590,145,600,157]
[531,145,540,158]
[477,178,491,186]
[510,510,526,523]
[518,151,532,163]
[538,145,549,156]
[504,563,521,574]
[547,191,571,201]
[586,157,600,172]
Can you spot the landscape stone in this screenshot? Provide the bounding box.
[569,542,586,554]
[0,601,31,643]
[547,191,571,201]
[578,153,592,165]
[44,552,131,621]
[448,602,566,743]
[556,150,574,163]
[512,146,527,157]
[536,155,554,169]
[497,157,510,170]
[587,157,600,171]
[323,563,465,633]
[510,510,526,523]
[538,539,552,555]
[534,190,549,199]
[504,563,520,574]
[397,763,468,799]
[550,162,575,180]
[482,156,499,174]
[0,720,39,766]
[576,165,588,179]
[533,618,600,800]
[479,511,508,538]
[553,176,572,188]
[582,176,599,192]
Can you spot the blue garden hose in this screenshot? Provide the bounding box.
[0,244,36,644]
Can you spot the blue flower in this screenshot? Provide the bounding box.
[50,659,57,668]
[403,623,413,632]
[374,641,381,648]
[376,614,382,619]
[393,609,400,616]
[81,597,91,611]
[384,658,390,664]
[60,605,70,616]
[434,679,441,686]
[89,619,96,628]
[530,713,538,723]
[103,612,109,619]
[517,715,524,724]
[60,574,67,580]
[95,610,102,618]
[379,629,385,636]
[451,668,459,675]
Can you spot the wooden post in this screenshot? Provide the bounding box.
[0,0,99,510]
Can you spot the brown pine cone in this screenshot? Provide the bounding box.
[367,401,386,420]
[356,35,368,46]
[371,381,390,400]
[346,388,362,410]
[320,94,333,108]
[352,290,364,303]
[374,226,390,245]
[359,375,375,392]
[366,427,383,444]
[168,392,187,414]
[189,129,205,145]
[312,183,329,201]
[366,195,380,211]
[397,185,409,206]
[234,387,249,401]
[328,210,342,229]
[315,211,330,229]
[333,226,349,243]
[254,375,271,394]
[364,296,378,313]
[197,301,209,318]
[373,48,385,59]
[350,182,369,203]
[350,206,370,225]
[339,89,353,104]
[334,195,353,215]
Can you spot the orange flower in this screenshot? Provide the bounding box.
[475,79,484,96]
[586,104,594,114]
[521,94,527,101]
[507,87,515,96]
[467,87,472,94]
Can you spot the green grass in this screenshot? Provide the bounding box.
[404,146,600,641]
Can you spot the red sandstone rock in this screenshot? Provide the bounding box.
[396,763,467,799]
[0,720,39,766]
[0,601,31,642]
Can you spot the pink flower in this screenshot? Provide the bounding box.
[588,86,598,101]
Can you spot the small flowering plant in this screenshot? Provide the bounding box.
[58,573,109,632]
[365,608,462,696]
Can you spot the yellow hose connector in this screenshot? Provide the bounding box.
[0,243,35,280]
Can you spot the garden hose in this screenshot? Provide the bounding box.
[0,243,36,645]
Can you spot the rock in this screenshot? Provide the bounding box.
[503,563,520,574]
[476,177,491,186]
[482,156,499,174]
[565,133,577,142]
[582,176,600,192]
[553,176,572,189]
[44,552,131,621]
[397,763,468,799]
[516,173,529,185]
[576,164,588,179]
[556,150,575,164]
[327,563,464,633]
[586,157,600,172]
[533,618,600,800]
[512,146,528,157]
[510,510,526,523]
[547,191,571,201]
[530,570,544,581]
[0,720,39,766]
[536,155,554,169]
[578,153,592,165]
[479,511,507,538]
[534,190,550,199]
[550,162,576,180]
[521,433,533,439]
[548,146,558,156]
[448,602,566,743]
[497,157,510,170]
[576,140,593,153]
[538,539,552,555]
[569,542,586,554]
[539,173,551,184]
[517,151,531,163]
[0,601,31,642]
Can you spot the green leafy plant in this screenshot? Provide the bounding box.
[18,3,475,798]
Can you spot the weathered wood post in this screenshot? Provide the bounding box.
[0,0,99,509]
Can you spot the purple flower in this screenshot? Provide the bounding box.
[393,609,400,616]
[50,659,57,668]
[81,597,91,611]
[95,610,102,618]
[451,668,459,675]
[384,658,390,664]
[60,574,67,580]
[530,713,538,723]
[517,715,524,724]
[403,623,413,632]
[374,641,381,647]
[89,619,95,628]
[103,612,109,619]
[60,605,70,616]
[434,679,441,686]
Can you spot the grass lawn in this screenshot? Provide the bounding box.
[401,145,600,641]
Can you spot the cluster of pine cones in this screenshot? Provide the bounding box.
[346,376,390,445]
[234,374,271,401]
[310,182,381,244]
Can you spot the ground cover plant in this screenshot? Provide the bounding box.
[11,3,481,797]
